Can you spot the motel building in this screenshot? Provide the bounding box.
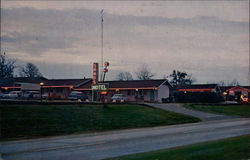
[0,77,172,102]
[74,79,172,102]
[220,86,250,102]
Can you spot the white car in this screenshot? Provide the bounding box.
[111,94,127,102]
[5,91,22,99]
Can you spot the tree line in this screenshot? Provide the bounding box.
[116,65,195,87]
[0,53,42,78]
[1,52,240,87]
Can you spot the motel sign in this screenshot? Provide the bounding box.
[92,84,109,91]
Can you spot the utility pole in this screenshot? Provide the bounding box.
[249,50,250,85]
[100,9,104,82]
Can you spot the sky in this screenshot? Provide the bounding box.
[1,1,249,85]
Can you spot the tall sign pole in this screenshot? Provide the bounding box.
[92,63,99,102]
[100,9,104,82]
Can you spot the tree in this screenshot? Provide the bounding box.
[217,81,226,86]
[228,79,239,86]
[116,72,133,81]
[19,63,43,77]
[135,65,155,80]
[169,70,193,86]
[0,53,16,79]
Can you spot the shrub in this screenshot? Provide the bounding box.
[162,97,174,103]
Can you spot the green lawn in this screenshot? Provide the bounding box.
[106,134,250,160]
[183,104,250,117]
[0,104,200,140]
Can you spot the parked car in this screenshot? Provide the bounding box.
[42,93,49,99]
[23,91,41,99]
[4,91,22,99]
[68,91,88,101]
[111,94,127,102]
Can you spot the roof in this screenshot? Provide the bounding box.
[177,84,218,90]
[0,77,47,87]
[42,79,92,87]
[0,77,92,88]
[76,79,171,90]
[220,86,250,92]
[176,84,219,92]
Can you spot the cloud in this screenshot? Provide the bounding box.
[2,1,248,22]
[1,5,249,85]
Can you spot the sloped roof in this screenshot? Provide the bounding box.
[220,86,250,92]
[0,77,47,87]
[0,77,91,88]
[177,84,218,90]
[43,79,92,87]
[76,79,170,90]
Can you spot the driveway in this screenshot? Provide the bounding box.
[1,118,250,160]
[145,103,235,121]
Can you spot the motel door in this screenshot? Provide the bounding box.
[150,90,155,102]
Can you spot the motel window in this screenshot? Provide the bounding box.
[128,90,131,95]
[139,90,144,96]
[131,90,135,95]
[56,87,63,93]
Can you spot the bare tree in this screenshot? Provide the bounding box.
[169,70,194,86]
[228,79,239,86]
[0,53,16,79]
[116,72,133,81]
[217,81,226,86]
[135,65,155,80]
[19,63,43,77]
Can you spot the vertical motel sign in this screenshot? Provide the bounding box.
[93,63,99,85]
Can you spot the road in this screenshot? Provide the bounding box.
[1,117,250,160]
[145,103,234,121]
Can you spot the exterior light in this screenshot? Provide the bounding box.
[4,87,8,90]
[223,92,227,95]
[116,89,119,92]
[136,89,138,91]
[39,82,44,102]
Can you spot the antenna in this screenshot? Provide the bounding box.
[100,9,104,82]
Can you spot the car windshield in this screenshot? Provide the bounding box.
[9,91,20,94]
[70,92,82,96]
[113,94,122,97]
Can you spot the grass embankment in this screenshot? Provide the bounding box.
[183,104,250,117]
[0,104,200,140]
[106,134,250,160]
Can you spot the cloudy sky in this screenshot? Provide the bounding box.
[1,1,249,85]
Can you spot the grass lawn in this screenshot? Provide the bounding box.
[183,104,250,117]
[106,134,250,160]
[0,104,200,140]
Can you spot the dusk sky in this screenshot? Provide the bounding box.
[1,1,249,85]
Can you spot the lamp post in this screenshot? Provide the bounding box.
[39,82,44,102]
[135,89,138,104]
